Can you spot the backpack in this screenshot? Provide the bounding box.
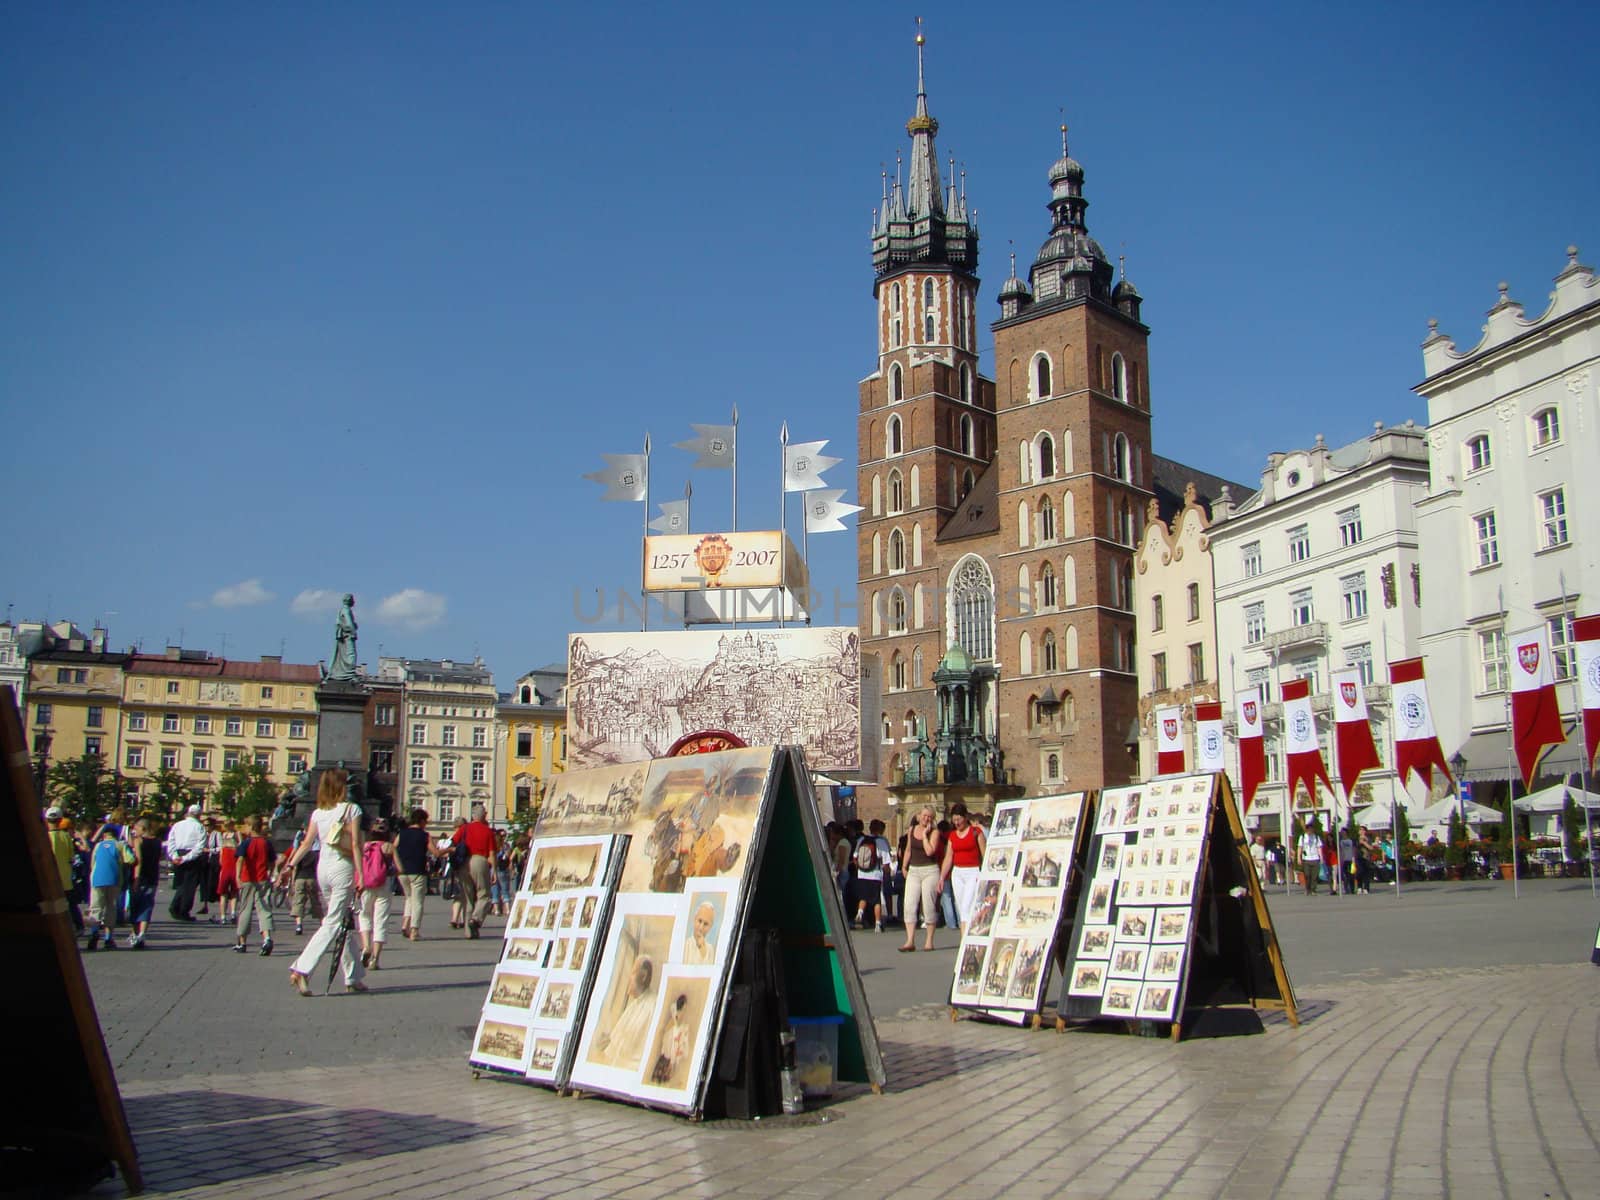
[854,836,880,873]
[361,841,389,890]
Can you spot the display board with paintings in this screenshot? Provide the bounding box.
[1057,772,1296,1038]
[471,833,626,1081]
[949,791,1090,1021]
[471,745,885,1117]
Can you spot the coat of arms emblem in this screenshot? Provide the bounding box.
[1517,643,1540,675]
[1339,681,1357,707]
[693,534,734,586]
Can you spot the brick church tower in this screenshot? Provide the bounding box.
[856,38,1152,826]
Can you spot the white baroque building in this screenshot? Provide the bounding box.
[1209,424,1431,834]
[1414,247,1599,787]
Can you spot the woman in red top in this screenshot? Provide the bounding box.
[940,803,987,933]
[217,821,240,926]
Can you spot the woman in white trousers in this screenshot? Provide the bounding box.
[280,769,367,996]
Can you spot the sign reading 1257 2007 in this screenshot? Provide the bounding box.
[642,531,808,593]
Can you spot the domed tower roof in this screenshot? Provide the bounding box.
[1023,124,1114,306]
[934,641,974,679]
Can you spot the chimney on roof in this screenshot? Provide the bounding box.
[68,637,86,652]
[166,646,181,660]
[260,654,281,664]
[91,627,107,653]
[441,659,454,669]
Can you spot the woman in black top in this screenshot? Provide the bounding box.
[128,818,163,949]
[395,807,432,941]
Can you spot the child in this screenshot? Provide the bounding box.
[86,824,124,951]
[234,814,278,955]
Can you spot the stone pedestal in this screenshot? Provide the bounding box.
[294,680,372,825]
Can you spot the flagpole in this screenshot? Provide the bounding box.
[730,404,739,533]
[1271,648,1291,897]
[641,433,651,633]
[683,481,693,630]
[1382,628,1401,900]
[1327,682,1344,896]
[1558,570,1595,898]
[1500,586,1518,899]
[778,421,789,630]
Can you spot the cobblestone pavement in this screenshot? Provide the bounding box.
[75,881,1600,1198]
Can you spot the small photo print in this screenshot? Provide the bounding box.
[1136,981,1179,1021]
[1077,923,1113,959]
[580,894,598,928]
[1108,942,1148,980]
[968,879,1003,936]
[644,974,713,1092]
[527,841,604,893]
[1116,877,1135,905]
[1006,939,1047,1001]
[1122,846,1139,872]
[1143,799,1162,821]
[1020,845,1065,889]
[982,937,1019,998]
[1189,776,1211,795]
[1154,907,1191,942]
[511,897,530,929]
[1102,981,1139,1015]
[1096,794,1121,833]
[543,903,561,931]
[1097,834,1124,876]
[523,904,545,931]
[505,937,545,965]
[990,801,1025,841]
[1086,882,1112,923]
[983,845,1014,875]
[1010,895,1060,930]
[1120,791,1143,829]
[560,897,579,928]
[1182,821,1204,840]
[680,888,728,966]
[1022,794,1081,841]
[954,942,987,997]
[1184,796,1206,817]
[568,936,590,974]
[474,1019,528,1066]
[537,981,575,1022]
[488,969,539,1010]
[1068,961,1106,997]
[1116,907,1154,941]
[1146,945,1184,981]
[528,1036,560,1074]
[550,938,570,969]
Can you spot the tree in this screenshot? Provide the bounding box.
[1394,800,1412,848]
[1560,790,1586,864]
[145,766,193,820]
[45,753,118,824]
[212,761,279,819]
[1496,793,1516,868]
[1444,810,1469,870]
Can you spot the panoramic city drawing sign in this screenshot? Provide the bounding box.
[567,628,861,771]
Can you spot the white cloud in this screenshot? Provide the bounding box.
[210,579,275,608]
[375,588,447,630]
[290,589,344,619]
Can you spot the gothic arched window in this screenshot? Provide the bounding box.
[948,555,995,662]
[1112,352,1127,401]
[1041,562,1058,609]
[889,362,904,405]
[1042,629,1058,671]
[1111,432,1130,481]
[888,469,904,513]
[960,414,974,456]
[890,589,907,632]
[1039,495,1056,542]
[887,414,903,456]
[1039,433,1055,478]
[888,529,906,572]
[1033,353,1052,400]
[960,363,972,404]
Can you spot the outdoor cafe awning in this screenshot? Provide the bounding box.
[1513,783,1600,814]
[1453,723,1588,783]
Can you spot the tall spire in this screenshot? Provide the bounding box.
[904,20,944,221]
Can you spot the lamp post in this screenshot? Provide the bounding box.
[1450,750,1468,831]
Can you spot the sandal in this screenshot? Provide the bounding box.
[348,980,369,993]
[897,945,916,952]
[289,970,312,997]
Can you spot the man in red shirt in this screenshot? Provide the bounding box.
[234,813,278,955]
[451,804,498,938]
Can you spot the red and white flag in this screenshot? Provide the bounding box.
[1194,702,1226,772]
[1576,614,1600,773]
[1388,657,1454,793]
[1155,704,1185,774]
[1236,687,1266,811]
[1508,624,1566,789]
[1330,669,1381,801]
[1281,678,1333,806]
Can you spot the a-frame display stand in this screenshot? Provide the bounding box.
[470,746,884,1119]
[1057,772,1296,1040]
[0,686,143,1195]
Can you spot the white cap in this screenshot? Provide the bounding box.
[45,806,62,819]
[187,804,202,815]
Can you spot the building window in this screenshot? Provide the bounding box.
[960,363,972,403]
[1041,563,1058,609]
[158,748,178,770]
[166,680,180,694]
[410,759,427,782]
[1531,406,1561,447]
[126,747,144,770]
[192,750,209,772]
[514,785,532,812]
[1466,434,1492,473]
[1550,614,1576,680]
[1188,643,1205,684]
[256,718,273,737]
[438,798,454,822]
[289,719,307,739]
[471,761,487,784]
[472,726,487,748]
[887,414,903,456]
[1151,595,1165,632]
[1539,488,1568,548]
[1290,588,1314,626]
[261,685,274,700]
[224,749,241,770]
[1473,511,1499,566]
[126,711,146,731]
[1244,602,1266,645]
[1111,353,1127,400]
[1038,434,1055,478]
[57,668,87,684]
[1152,652,1168,692]
[226,716,242,736]
[1288,525,1310,563]
[1042,630,1058,672]
[1337,506,1363,547]
[1186,583,1200,622]
[1039,496,1056,541]
[1242,541,1262,578]
[1478,629,1507,693]
[85,705,103,728]
[1046,753,1061,781]
[888,529,906,573]
[516,731,533,757]
[288,753,307,774]
[370,748,394,773]
[85,735,101,756]
[35,703,52,726]
[411,723,426,745]
[254,752,271,770]
[888,470,904,513]
[1033,353,1052,400]
[912,646,924,687]
[375,703,396,726]
[1347,643,1374,686]
[194,715,211,734]
[1246,665,1272,703]
[891,652,906,691]
[889,591,907,633]
[441,724,457,748]
[889,361,904,403]
[162,713,180,733]
[959,414,974,456]
[440,760,456,783]
[1340,573,1368,621]
[1111,433,1129,481]
[949,555,995,662]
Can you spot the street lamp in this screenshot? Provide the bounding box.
[1450,750,1468,826]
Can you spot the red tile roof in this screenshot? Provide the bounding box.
[126,656,321,683]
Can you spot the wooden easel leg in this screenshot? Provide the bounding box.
[1169,1021,1182,1042]
[1030,1012,1042,1030]
[949,1006,959,1022]
[1054,1015,1066,1032]
[870,1082,884,1095]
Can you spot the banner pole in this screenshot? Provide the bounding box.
[1558,571,1595,898]
[641,433,651,633]
[1382,629,1400,900]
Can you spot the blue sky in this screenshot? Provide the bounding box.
[5,2,1596,686]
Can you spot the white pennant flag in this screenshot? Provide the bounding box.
[673,424,735,470]
[804,488,863,534]
[648,498,690,534]
[783,439,841,492]
[583,453,647,502]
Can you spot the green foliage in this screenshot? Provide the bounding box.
[144,766,193,820]
[1560,791,1588,861]
[1394,801,1412,847]
[1444,811,1469,867]
[1496,793,1516,862]
[45,753,122,824]
[212,761,279,819]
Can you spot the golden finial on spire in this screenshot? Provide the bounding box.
[915,14,925,46]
